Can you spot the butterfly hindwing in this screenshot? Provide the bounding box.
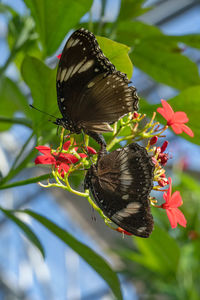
[85,143,155,237]
[56,28,139,136]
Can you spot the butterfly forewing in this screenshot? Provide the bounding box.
[56,28,139,137]
[85,143,155,237]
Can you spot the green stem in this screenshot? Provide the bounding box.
[107,126,123,151]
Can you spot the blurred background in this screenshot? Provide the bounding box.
[0,0,200,299]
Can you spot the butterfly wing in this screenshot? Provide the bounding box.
[87,143,154,237]
[56,28,139,133]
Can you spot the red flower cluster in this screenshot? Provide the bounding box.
[157,99,194,137]
[160,177,187,228]
[35,140,96,177]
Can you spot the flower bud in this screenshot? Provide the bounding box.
[133,112,139,119]
[150,136,158,145]
[161,141,168,153]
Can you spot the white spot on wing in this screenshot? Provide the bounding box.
[60,98,64,102]
[87,81,95,88]
[60,68,67,82]
[78,60,94,73]
[69,58,87,78]
[137,226,147,233]
[66,38,79,49]
[113,202,142,219]
[122,194,129,200]
[66,38,75,49]
[64,65,74,82]
[57,68,61,81]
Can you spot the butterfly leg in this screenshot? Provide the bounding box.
[86,131,108,155]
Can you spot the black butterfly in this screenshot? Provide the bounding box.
[84,143,155,237]
[55,28,139,147]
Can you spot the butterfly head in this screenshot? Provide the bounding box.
[53,117,77,132]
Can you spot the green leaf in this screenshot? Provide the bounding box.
[97,36,133,79]
[24,0,93,56]
[120,225,180,277]
[0,174,51,190]
[116,21,200,89]
[19,209,123,300]
[132,41,200,90]
[0,208,45,258]
[0,77,29,131]
[118,0,152,21]
[21,56,57,134]
[0,148,36,186]
[165,34,200,50]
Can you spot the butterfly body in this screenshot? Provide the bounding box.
[56,28,139,146]
[85,143,155,237]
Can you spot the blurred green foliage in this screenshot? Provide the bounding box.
[0,0,200,299]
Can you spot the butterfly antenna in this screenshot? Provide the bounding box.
[30,104,57,119]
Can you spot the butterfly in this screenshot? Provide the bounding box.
[84,143,155,237]
[55,28,139,147]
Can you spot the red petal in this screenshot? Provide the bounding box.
[173,208,187,227]
[181,124,194,137]
[166,208,178,228]
[161,99,174,119]
[157,107,169,121]
[35,155,56,165]
[167,177,172,199]
[58,153,79,164]
[79,153,87,158]
[168,191,182,207]
[35,146,51,155]
[87,146,97,155]
[173,111,189,123]
[63,141,71,150]
[163,192,168,203]
[171,123,183,134]
[58,163,70,173]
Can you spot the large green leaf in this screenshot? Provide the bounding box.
[0,208,45,258]
[24,0,93,56]
[116,21,200,90]
[132,41,200,90]
[18,209,123,300]
[0,77,29,131]
[97,36,133,79]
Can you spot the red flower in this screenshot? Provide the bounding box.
[35,140,88,177]
[116,227,132,236]
[161,177,187,228]
[157,99,194,137]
